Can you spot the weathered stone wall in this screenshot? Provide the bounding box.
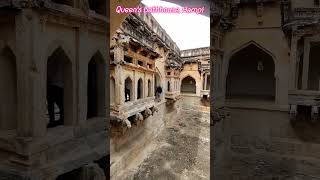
[111,99,182,179]
[180,63,202,96]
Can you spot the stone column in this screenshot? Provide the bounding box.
[133,70,137,101]
[302,39,310,90]
[15,10,42,137]
[204,73,208,91]
[78,24,90,125]
[289,34,299,90]
[152,73,155,97]
[114,45,124,104]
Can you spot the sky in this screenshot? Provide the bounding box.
[141,0,210,50]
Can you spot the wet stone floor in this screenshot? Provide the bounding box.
[123,96,210,180]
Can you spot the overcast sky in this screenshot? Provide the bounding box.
[141,0,210,50]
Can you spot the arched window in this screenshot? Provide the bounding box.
[148,79,152,97]
[154,73,160,96]
[226,44,275,100]
[0,47,17,130]
[181,76,196,94]
[167,81,170,92]
[206,74,210,90]
[110,77,115,104]
[137,78,143,99]
[87,52,105,119]
[47,47,73,128]
[125,77,133,102]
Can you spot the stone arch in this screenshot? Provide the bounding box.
[137,78,144,99]
[125,76,133,102]
[87,51,106,119]
[0,46,17,130]
[226,42,276,101]
[181,75,196,94]
[46,46,73,128]
[154,72,161,96]
[307,43,320,90]
[225,41,277,77]
[47,39,74,62]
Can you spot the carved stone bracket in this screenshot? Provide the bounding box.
[289,104,297,125]
[143,108,152,119]
[311,106,319,123]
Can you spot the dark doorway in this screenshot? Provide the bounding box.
[137,78,143,99]
[125,77,133,102]
[181,76,196,94]
[87,52,105,119]
[226,44,275,101]
[0,47,17,130]
[47,47,72,128]
[308,42,320,90]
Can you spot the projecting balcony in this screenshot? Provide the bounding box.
[110,97,158,128]
[200,90,210,98]
[165,91,180,100]
[288,90,320,124]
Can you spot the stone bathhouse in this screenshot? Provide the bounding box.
[109,4,210,178]
[212,0,320,179]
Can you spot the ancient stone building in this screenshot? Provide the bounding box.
[109,4,210,178]
[212,0,320,179]
[109,8,183,178]
[0,0,108,179]
[181,47,210,98]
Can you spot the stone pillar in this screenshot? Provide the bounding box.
[152,73,155,97]
[78,24,90,125]
[204,73,208,91]
[133,70,137,101]
[289,34,299,90]
[114,45,124,104]
[302,39,310,90]
[15,10,41,137]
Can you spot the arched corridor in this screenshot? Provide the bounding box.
[137,78,143,99]
[307,43,320,90]
[0,47,17,130]
[87,52,105,119]
[181,76,196,94]
[226,44,275,101]
[47,47,72,128]
[125,77,133,102]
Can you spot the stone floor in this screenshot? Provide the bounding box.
[118,96,210,180]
